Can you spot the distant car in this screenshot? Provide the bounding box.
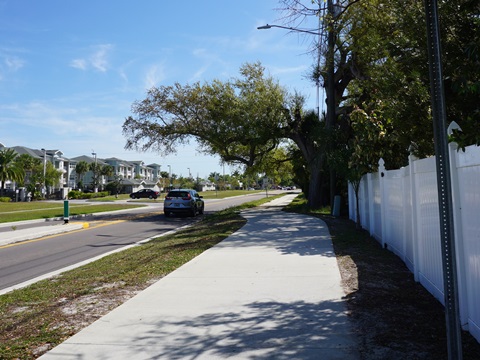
[164,189,204,217]
[129,189,159,199]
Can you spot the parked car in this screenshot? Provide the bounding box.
[129,189,159,199]
[164,189,204,217]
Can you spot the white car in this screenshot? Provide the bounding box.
[164,189,204,217]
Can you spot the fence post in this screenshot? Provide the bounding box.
[401,165,408,261]
[408,148,420,282]
[360,176,368,228]
[378,158,386,248]
[447,121,468,329]
[368,173,375,237]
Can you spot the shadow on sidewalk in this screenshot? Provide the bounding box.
[131,299,357,359]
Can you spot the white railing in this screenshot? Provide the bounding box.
[348,141,480,344]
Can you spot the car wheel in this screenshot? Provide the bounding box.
[149,195,153,199]
[190,206,197,217]
[199,205,204,215]
[164,211,170,218]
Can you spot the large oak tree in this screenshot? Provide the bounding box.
[123,62,333,208]
[124,62,287,169]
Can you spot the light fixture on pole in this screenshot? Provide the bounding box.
[259,1,338,207]
[187,167,191,179]
[257,24,320,35]
[257,23,323,121]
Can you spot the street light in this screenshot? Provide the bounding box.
[258,0,337,206]
[257,24,319,35]
[187,167,191,179]
[92,151,97,193]
[41,148,46,196]
[168,165,171,190]
[257,22,323,121]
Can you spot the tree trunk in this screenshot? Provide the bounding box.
[352,181,361,229]
[306,156,326,209]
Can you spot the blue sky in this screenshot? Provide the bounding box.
[0,0,321,178]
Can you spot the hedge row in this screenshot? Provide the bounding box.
[67,191,109,199]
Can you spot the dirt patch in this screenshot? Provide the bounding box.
[322,215,480,360]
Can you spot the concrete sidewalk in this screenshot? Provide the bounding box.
[39,195,359,359]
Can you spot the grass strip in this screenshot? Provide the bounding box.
[0,195,282,359]
[0,204,145,223]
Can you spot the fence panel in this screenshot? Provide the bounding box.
[371,174,382,241]
[348,144,480,343]
[413,157,444,303]
[456,145,480,340]
[402,167,415,272]
[383,169,407,260]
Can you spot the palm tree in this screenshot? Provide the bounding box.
[89,162,102,191]
[99,165,114,191]
[0,148,24,196]
[75,161,89,189]
[14,154,40,187]
[14,154,41,198]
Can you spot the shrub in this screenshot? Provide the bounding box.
[67,190,109,199]
[68,190,82,199]
[0,197,11,202]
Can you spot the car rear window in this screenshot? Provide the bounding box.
[167,191,189,198]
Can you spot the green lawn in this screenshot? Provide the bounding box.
[198,189,263,199]
[0,202,145,223]
[0,190,264,223]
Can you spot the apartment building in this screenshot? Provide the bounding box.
[1,143,163,197]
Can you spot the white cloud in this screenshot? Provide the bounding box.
[4,56,25,71]
[144,63,166,89]
[190,65,209,82]
[70,44,113,72]
[70,58,87,70]
[91,44,112,72]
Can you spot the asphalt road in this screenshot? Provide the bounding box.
[0,192,282,292]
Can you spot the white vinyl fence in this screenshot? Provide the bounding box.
[348,142,480,344]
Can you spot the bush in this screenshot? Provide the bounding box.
[68,190,82,199]
[0,197,11,202]
[67,190,109,199]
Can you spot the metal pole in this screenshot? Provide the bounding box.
[326,0,337,209]
[92,151,97,193]
[63,200,69,224]
[424,1,462,358]
[42,148,47,197]
[326,0,335,129]
[168,165,171,190]
[316,1,321,121]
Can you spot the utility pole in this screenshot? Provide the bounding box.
[91,151,97,193]
[41,148,47,197]
[326,0,337,209]
[168,165,171,190]
[326,0,335,129]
